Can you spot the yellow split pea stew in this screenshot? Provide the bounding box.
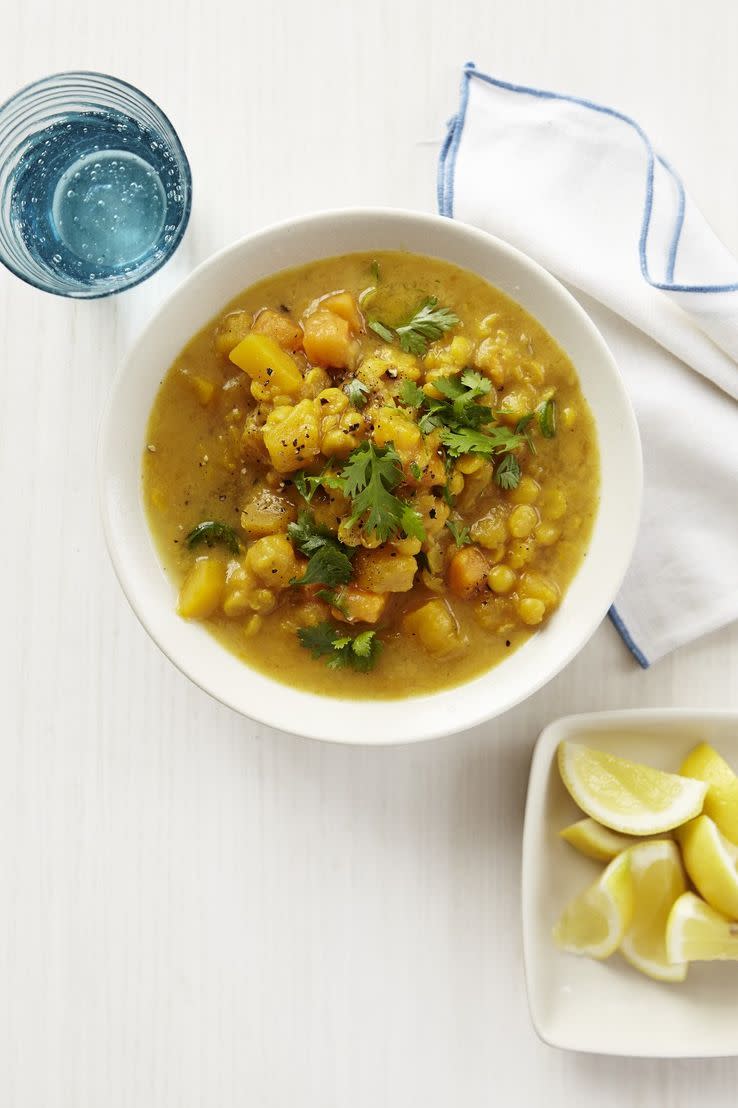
[144,252,599,698]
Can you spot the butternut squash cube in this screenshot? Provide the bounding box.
[333,586,386,624]
[303,309,358,369]
[229,333,303,396]
[319,291,364,333]
[262,400,321,473]
[447,546,490,599]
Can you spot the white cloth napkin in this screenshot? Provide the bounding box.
[439,64,738,666]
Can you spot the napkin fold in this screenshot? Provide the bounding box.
[439,64,738,666]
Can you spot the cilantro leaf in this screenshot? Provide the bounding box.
[409,461,423,480]
[186,520,241,555]
[537,397,557,438]
[395,297,461,356]
[344,378,369,410]
[368,320,395,343]
[439,425,523,459]
[297,622,382,672]
[287,511,337,556]
[291,544,353,587]
[495,453,522,490]
[316,588,351,617]
[370,259,381,283]
[459,368,492,395]
[446,520,471,548]
[292,464,342,503]
[288,511,354,587]
[400,504,426,541]
[398,379,426,409]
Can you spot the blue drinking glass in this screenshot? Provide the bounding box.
[0,71,192,298]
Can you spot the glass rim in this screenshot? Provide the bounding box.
[0,70,192,299]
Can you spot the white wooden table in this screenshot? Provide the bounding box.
[2,1,738,1104]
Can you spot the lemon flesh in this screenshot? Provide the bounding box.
[554,852,633,959]
[559,818,641,862]
[679,742,738,845]
[558,741,707,835]
[619,840,687,982]
[677,815,738,918]
[666,892,738,963]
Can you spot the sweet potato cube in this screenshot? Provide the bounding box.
[447,546,490,599]
[303,309,358,369]
[333,586,386,624]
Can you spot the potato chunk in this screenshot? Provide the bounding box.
[402,599,462,656]
[214,310,252,355]
[178,557,226,619]
[241,487,296,537]
[448,546,490,599]
[354,549,417,593]
[303,309,359,369]
[229,333,303,396]
[246,534,301,588]
[263,399,321,473]
[252,308,303,352]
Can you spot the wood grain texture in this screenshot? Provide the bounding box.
[1,0,737,1104]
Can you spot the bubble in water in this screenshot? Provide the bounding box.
[52,253,62,264]
[67,189,75,198]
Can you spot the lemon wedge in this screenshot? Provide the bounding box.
[619,840,687,982]
[666,892,738,963]
[553,851,633,959]
[557,742,707,835]
[677,815,738,918]
[559,818,641,862]
[679,742,738,845]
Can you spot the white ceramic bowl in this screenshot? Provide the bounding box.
[523,710,738,1058]
[99,208,641,744]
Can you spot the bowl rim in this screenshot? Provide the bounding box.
[522,708,738,1057]
[98,206,643,744]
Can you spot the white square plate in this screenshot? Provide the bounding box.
[522,709,738,1058]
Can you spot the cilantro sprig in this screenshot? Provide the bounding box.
[288,512,354,588]
[344,378,369,410]
[399,369,526,469]
[332,442,425,542]
[297,622,382,672]
[369,296,460,357]
[186,520,241,555]
[446,520,472,548]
